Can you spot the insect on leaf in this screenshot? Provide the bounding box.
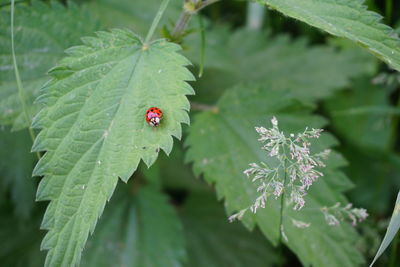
[32,29,194,266]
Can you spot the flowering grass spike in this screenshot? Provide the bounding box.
[229,117,368,228]
[229,117,330,221]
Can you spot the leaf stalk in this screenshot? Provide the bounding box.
[10,0,40,160]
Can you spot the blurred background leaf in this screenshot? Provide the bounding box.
[0,1,101,130]
[0,128,36,218]
[181,192,280,267]
[81,184,187,267]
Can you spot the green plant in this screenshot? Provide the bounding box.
[1,0,399,266]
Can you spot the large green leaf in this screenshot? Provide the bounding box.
[181,192,279,267]
[32,29,194,266]
[81,184,186,267]
[256,0,400,72]
[185,26,375,103]
[0,1,101,130]
[0,129,36,218]
[186,84,364,266]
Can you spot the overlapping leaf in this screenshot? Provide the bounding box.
[186,84,363,266]
[81,185,186,267]
[87,0,181,36]
[0,207,45,267]
[0,129,36,218]
[181,192,279,267]
[32,29,194,266]
[324,77,400,213]
[185,26,375,103]
[256,0,400,72]
[325,78,393,151]
[0,1,100,129]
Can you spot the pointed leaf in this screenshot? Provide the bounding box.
[32,29,194,266]
[370,191,400,266]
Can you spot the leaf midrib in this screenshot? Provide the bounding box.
[49,42,147,265]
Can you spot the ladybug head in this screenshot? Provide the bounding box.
[149,116,161,127]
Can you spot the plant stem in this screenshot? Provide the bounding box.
[191,102,218,113]
[198,15,205,77]
[278,156,287,244]
[277,156,288,266]
[172,11,192,37]
[10,0,40,160]
[144,0,171,45]
[171,0,220,39]
[246,1,266,30]
[385,0,392,24]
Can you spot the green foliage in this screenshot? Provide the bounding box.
[87,0,181,36]
[186,26,376,103]
[324,78,400,213]
[0,204,45,267]
[257,0,400,72]
[370,191,400,266]
[325,78,393,151]
[1,0,399,266]
[0,1,100,130]
[186,84,363,267]
[81,184,186,267]
[0,129,36,218]
[31,29,194,266]
[181,192,280,267]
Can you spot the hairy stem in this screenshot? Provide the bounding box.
[171,0,220,39]
[144,0,170,44]
[278,156,288,244]
[10,0,40,160]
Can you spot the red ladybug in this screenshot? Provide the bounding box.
[145,107,163,127]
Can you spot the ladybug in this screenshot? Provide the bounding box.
[145,107,163,127]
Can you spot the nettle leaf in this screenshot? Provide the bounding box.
[0,1,100,130]
[32,29,194,266]
[324,77,392,151]
[256,0,400,72]
[0,129,36,218]
[186,84,363,267]
[82,185,186,267]
[185,26,375,103]
[181,192,279,267]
